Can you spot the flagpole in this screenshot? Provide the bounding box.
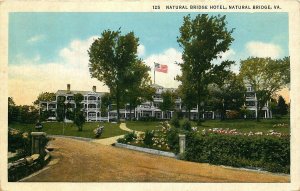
[154,62,156,84]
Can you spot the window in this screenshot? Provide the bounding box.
[246,101,256,106]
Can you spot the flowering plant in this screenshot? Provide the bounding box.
[202,128,287,137]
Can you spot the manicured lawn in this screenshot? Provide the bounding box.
[9,122,127,139]
[126,121,161,132]
[195,118,290,134]
[125,118,290,134]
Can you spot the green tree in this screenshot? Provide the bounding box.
[34,92,56,121]
[123,60,155,120]
[176,72,197,120]
[277,96,288,116]
[33,92,56,105]
[56,96,66,122]
[88,29,139,122]
[100,93,111,116]
[159,90,175,119]
[8,97,18,124]
[18,105,39,124]
[240,57,290,121]
[177,14,234,124]
[209,72,246,120]
[73,93,85,131]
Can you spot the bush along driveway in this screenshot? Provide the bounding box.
[119,121,290,174]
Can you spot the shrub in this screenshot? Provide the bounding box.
[181,118,191,131]
[143,130,154,146]
[166,128,179,153]
[117,131,137,143]
[184,133,290,173]
[170,115,180,128]
[139,116,157,121]
[8,129,31,157]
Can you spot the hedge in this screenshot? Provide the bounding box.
[184,133,290,173]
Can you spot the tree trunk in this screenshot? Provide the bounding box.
[188,109,191,121]
[116,85,120,123]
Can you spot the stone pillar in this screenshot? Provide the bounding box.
[31,132,47,156]
[179,134,186,154]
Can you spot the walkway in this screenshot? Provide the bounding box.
[119,122,143,135]
[92,123,140,145]
[23,137,289,182]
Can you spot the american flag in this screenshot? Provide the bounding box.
[154,63,168,73]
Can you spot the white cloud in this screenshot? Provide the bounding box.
[246,41,283,59]
[137,44,145,57]
[9,36,108,105]
[27,35,46,44]
[144,48,182,88]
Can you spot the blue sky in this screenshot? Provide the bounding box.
[8,12,289,105]
[9,12,288,64]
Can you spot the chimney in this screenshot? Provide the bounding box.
[67,84,71,93]
[92,86,96,92]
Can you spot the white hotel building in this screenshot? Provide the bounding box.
[40,83,272,121]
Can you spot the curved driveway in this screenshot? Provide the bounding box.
[23,137,289,182]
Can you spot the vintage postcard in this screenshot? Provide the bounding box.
[0,0,300,191]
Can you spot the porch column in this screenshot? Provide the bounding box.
[264,110,267,118]
[46,102,49,111]
[212,112,215,119]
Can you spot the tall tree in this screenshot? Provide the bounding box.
[56,96,66,122]
[177,14,234,123]
[73,93,85,131]
[240,57,290,121]
[88,29,139,122]
[176,73,197,120]
[33,92,56,106]
[159,90,175,119]
[123,60,155,120]
[209,72,246,120]
[277,96,288,116]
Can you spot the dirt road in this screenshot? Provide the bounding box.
[23,137,289,182]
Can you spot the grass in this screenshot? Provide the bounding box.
[125,118,290,134]
[126,121,161,132]
[194,118,290,134]
[9,122,128,139]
